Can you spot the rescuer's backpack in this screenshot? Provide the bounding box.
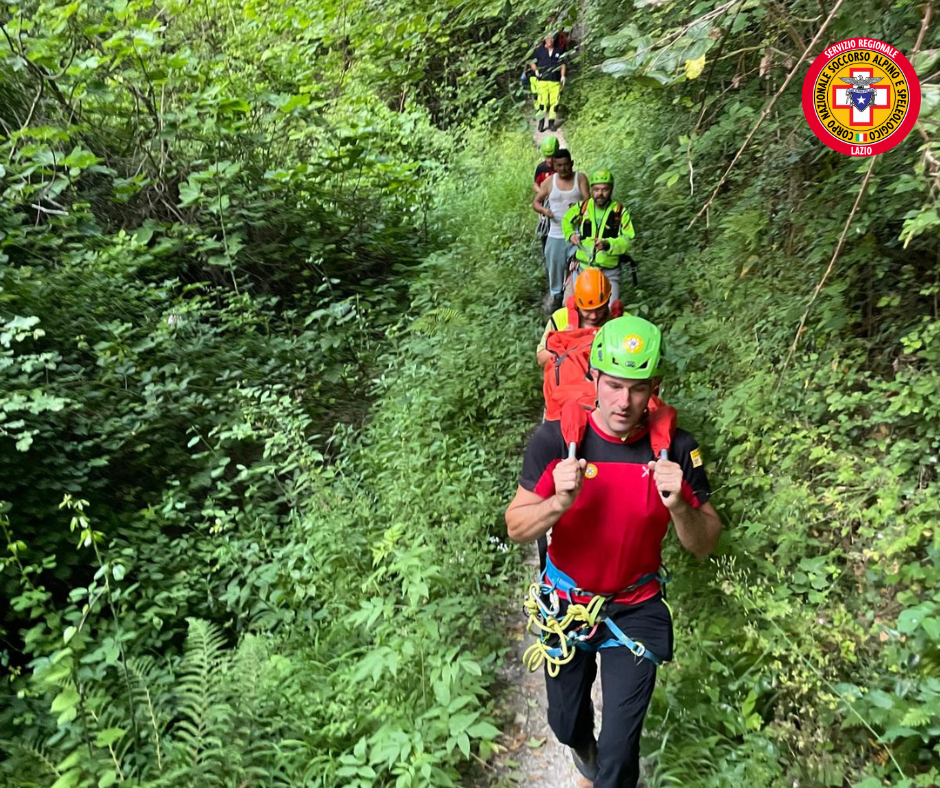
[541,297,623,421]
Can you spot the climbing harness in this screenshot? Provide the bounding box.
[567,198,637,286]
[561,237,595,298]
[522,554,671,677]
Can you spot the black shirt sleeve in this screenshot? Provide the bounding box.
[519,421,565,494]
[535,162,553,184]
[670,429,712,506]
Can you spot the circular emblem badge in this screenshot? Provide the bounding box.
[622,335,644,354]
[802,38,921,157]
[584,463,598,479]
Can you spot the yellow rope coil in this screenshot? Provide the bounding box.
[522,582,606,677]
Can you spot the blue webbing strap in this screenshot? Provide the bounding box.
[540,555,667,666]
[599,617,663,665]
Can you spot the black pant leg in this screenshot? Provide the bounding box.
[594,647,656,788]
[594,596,673,788]
[544,644,598,752]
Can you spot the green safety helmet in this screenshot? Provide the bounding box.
[590,316,664,379]
[541,136,559,156]
[590,169,614,186]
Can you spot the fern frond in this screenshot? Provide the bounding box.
[411,307,466,334]
[121,656,170,773]
[900,705,932,727]
[171,619,232,770]
[0,739,61,783]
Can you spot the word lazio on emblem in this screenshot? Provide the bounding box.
[802,38,921,157]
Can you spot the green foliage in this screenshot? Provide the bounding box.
[564,1,940,786]
[0,0,548,782]
[0,130,540,786]
[12,0,940,786]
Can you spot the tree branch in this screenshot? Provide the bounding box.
[693,0,747,133]
[914,1,934,54]
[689,0,847,229]
[776,0,936,381]
[0,24,83,124]
[776,156,878,387]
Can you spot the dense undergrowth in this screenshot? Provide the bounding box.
[0,0,547,785]
[559,2,940,787]
[5,1,940,787]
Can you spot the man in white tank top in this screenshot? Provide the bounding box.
[531,149,589,312]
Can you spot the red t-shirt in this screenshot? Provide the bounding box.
[535,161,554,186]
[519,413,711,605]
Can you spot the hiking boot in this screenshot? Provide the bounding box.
[571,739,598,781]
[538,118,546,132]
[548,119,556,131]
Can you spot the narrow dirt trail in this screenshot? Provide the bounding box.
[482,121,654,788]
[534,124,568,151]
[482,121,593,788]
[488,544,597,788]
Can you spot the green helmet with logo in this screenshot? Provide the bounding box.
[541,136,559,156]
[590,169,614,186]
[590,316,664,379]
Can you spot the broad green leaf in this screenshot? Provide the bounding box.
[218,98,251,114]
[923,617,940,641]
[898,605,931,633]
[99,771,118,788]
[178,182,201,206]
[50,769,81,788]
[466,721,501,739]
[865,690,896,710]
[457,732,470,758]
[921,84,940,120]
[95,727,126,747]
[279,94,311,113]
[51,686,80,714]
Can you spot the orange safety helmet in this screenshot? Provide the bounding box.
[574,268,611,310]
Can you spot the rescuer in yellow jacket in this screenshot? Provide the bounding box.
[562,170,635,302]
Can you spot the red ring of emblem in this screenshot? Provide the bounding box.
[802,38,921,157]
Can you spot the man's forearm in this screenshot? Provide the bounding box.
[506,496,565,543]
[670,500,721,558]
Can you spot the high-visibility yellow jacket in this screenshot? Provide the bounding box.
[562,199,635,269]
